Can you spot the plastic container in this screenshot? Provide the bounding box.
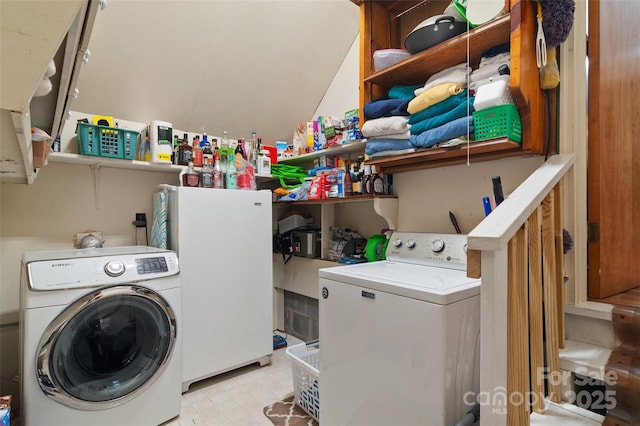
[77,122,139,160]
[285,341,320,423]
[278,214,313,234]
[473,75,513,111]
[373,49,411,71]
[472,104,522,143]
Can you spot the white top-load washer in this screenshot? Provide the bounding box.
[20,246,182,426]
[319,232,481,426]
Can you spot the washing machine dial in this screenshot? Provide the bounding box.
[392,238,403,248]
[406,239,416,249]
[431,239,445,253]
[104,260,125,277]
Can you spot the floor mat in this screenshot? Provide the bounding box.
[263,394,318,426]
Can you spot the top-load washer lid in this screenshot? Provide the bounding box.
[319,260,480,305]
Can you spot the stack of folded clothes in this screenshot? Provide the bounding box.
[469,43,511,92]
[407,63,475,149]
[362,85,418,158]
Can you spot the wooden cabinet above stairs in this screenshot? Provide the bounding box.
[350,0,550,173]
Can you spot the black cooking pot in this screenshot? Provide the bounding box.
[404,15,469,54]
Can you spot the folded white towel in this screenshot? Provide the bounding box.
[415,62,470,96]
[361,116,411,137]
[471,52,510,83]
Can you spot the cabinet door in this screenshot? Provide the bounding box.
[587,0,640,299]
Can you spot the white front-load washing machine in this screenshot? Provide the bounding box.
[20,246,182,426]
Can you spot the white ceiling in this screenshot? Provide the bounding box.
[72,0,360,143]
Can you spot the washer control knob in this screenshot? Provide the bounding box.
[406,239,416,249]
[104,261,125,277]
[392,238,403,248]
[431,239,445,253]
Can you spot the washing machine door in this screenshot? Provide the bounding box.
[35,285,176,410]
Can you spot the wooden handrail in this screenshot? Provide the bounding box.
[467,153,575,425]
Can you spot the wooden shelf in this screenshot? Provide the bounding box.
[365,138,524,174]
[274,194,396,206]
[364,15,511,88]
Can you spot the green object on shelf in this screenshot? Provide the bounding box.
[472,104,522,143]
[270,164,308,188]
[365,234,388,262]
[76,122,139,160]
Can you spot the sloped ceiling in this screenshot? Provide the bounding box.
[72,0,360,143]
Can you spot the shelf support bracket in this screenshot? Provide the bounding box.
[373,197,398,230]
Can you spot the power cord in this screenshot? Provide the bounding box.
[133,213,148,245]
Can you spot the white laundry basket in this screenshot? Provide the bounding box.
[285,341,320,422]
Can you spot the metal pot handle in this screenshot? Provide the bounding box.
[434,15,456,30]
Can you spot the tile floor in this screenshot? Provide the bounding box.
[163,334,303,426]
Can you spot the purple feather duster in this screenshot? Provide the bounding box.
[539,0,576,47]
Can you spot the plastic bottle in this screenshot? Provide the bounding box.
[182,161,200,187]
[220,131,230,171]
[257,150,271,175]
[212,148,224,188]
[225,153,238,189]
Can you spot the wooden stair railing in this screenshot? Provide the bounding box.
[467,153,575,425]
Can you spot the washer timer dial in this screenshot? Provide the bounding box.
[431,239,445,253]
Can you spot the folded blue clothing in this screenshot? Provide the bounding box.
[409,116,474,149]
[408,90,470,124]
[365,138,413,155]
[410,96,475,135]
[364,98,410,119]
[388,85,421,100]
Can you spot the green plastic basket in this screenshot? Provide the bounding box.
[77,122,139,160]
[472,104,522,143]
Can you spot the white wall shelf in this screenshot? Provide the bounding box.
[277,139,366,166]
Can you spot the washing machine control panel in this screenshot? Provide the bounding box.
[384,232,468,270]
[27,250,179,291]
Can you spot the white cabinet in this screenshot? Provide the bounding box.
[0,0,100,184]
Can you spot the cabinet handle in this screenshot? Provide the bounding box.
[82,49,91,64]
[73,88,80,99]
[99,0,108,10]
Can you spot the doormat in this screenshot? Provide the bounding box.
[263,394,318,426]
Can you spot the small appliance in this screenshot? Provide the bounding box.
[146,120,173,163]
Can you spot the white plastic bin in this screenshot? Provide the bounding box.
[285,341,320,422]
[373,49,411,71]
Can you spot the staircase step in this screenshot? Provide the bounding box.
[560,339,612,381]
[604,305,640,425]
[530,400,604,425]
